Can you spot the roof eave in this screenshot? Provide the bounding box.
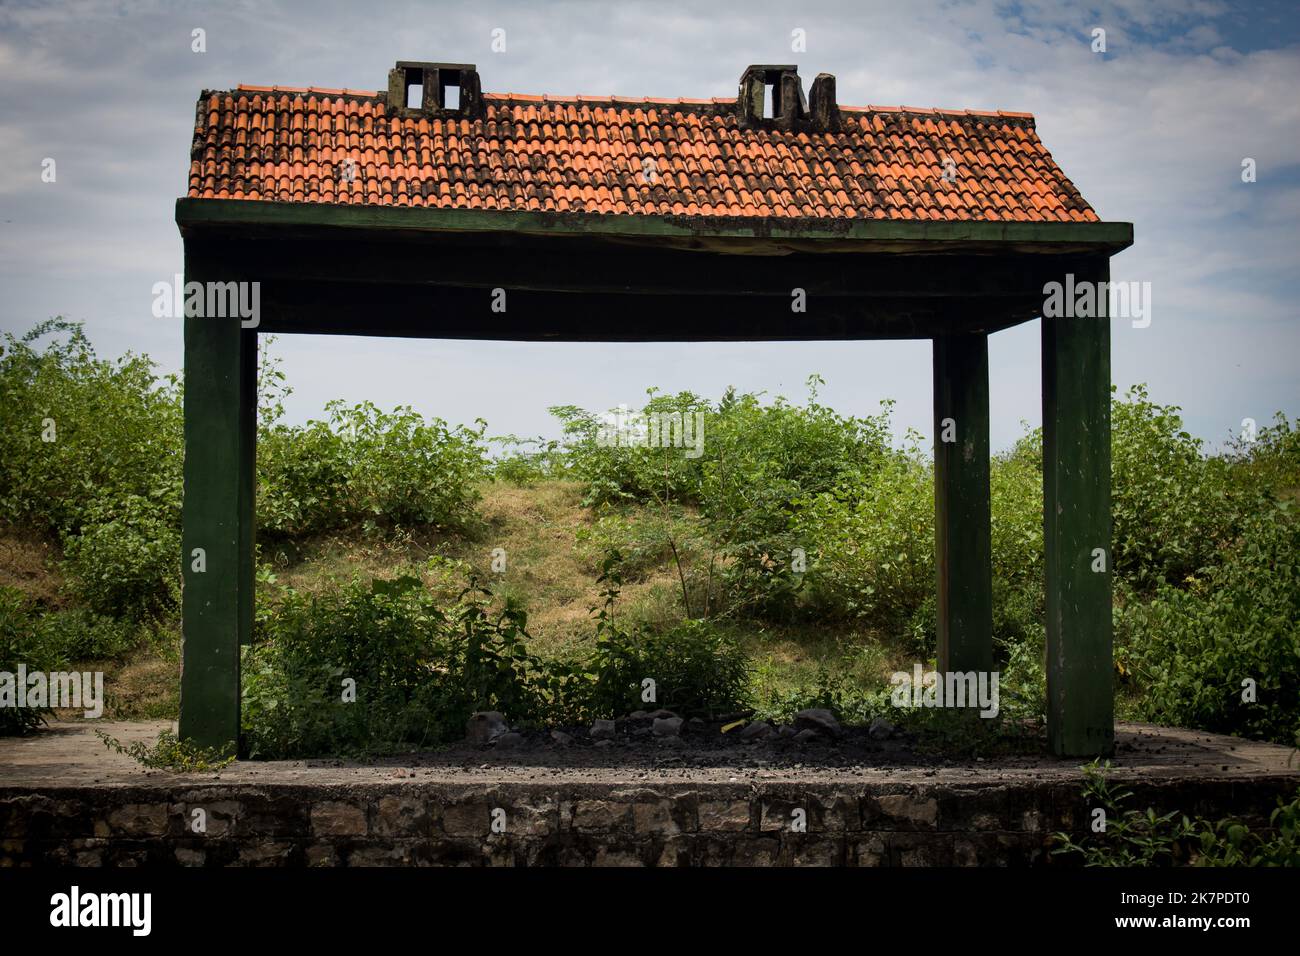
[175,198,1134,256]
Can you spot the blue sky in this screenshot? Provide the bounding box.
[1,0,1297,453]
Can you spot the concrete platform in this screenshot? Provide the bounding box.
[2,720,1296,866]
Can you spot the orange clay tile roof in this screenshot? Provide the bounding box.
[187,85,1099,222]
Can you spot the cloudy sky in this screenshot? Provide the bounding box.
[2,0,1297,453]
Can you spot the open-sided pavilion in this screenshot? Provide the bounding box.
[176,61,1132,757]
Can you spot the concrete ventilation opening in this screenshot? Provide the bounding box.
[388,60,482,118]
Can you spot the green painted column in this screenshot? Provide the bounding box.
[178,253,255,751]
[933,333,993,677]
[1042,260,1115,757]
[238,330,256,648]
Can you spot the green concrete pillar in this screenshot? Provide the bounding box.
[178,254,256,751]
[933,333,993,677]
[1042,260,1115,757]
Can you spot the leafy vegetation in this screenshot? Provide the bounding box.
[1052,761,1300,866]
[241,563,750,757]
[2,320,1297,762]
[96,728,235,773]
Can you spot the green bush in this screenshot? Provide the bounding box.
[550,389,711,507]
[1116,502,1300,745]
[751,662,892,727]
[554,380,894,618]
[0,321,183,623]
[699,381,892,543]
[587,617,750,719]
[795,449,934,627]
[1111,385,1246,590]
[0,587,138,736]
[0,588,57,734]
[1227,412,1300,505]
[0,320,183,538]
[256,419,352,537]
[574,508,701,582]
[32,608,137,663]
[488,436,570,485]
[62,494,180,619]
[243,574,554,757]
[258,400,488,538]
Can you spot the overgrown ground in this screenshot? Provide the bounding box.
[2,319,1298,759]
[257,479,914,706]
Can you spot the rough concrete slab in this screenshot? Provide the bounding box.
[2,719,1295,789]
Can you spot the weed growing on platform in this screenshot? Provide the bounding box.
[95,729,235,773]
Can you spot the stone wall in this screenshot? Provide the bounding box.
[2,777,1292,867]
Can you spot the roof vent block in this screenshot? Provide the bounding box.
[387,61,482,118]
[738,64,807,131]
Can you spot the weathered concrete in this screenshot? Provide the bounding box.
[1,721,1295,867]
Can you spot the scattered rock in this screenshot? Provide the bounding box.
[652,717,684,737]
[793,729,821,744]
[740,721,774,741]
[493,732,523,749]
[868,717,896,740]
[550,730,574,746]
[466,711,509,745]
[657,735,686,748]
[593,739,615,749]
[628,711,649,720]
[794,708,842,738]
[778,725,798,738]
[590,719,617,740]
[646,709,679,720]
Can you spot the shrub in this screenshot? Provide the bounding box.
[1116,502,1300,745]
[587,618,750,719]
[488,436,570,485]
[750,663,892,727]
[574,507,701,582]
[32,608,137,662]
[553,380,894,618]
[795,448,934,627]
[1227,412,1300,504]
[0,587,60,735]
[0,319,182,538]
[243,574,561,757]
[62,494,180,619]
[550,389,711,507]
[257,400,489,538]
[699,380,893,544]
[1111,385,1245,590]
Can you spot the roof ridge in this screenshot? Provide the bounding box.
[226,84,1034,122]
